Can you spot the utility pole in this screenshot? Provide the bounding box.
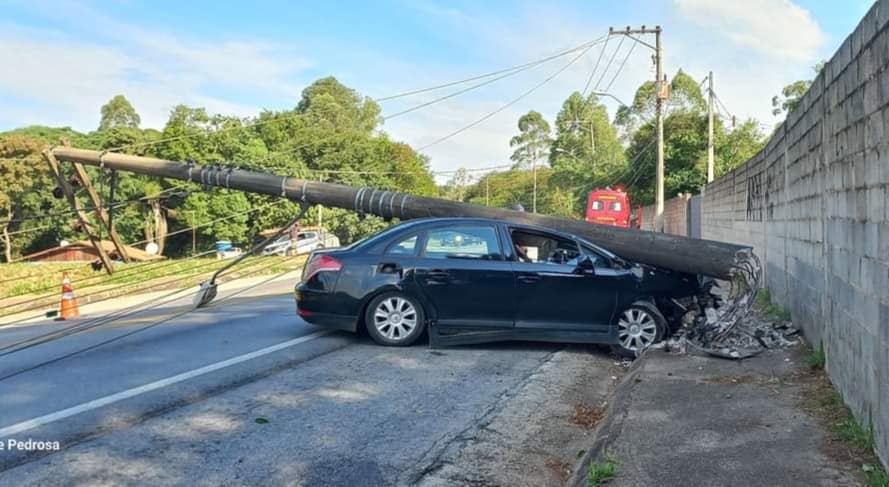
[707,70,715,183]
[188,210,196,255]
[49,146,749,279]
[610,25,664,231]
[485,176,490,206]
[318,175,323,233]
[532,157,538,213]
[654,26,665,233]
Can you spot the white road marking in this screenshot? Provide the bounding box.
[0,330,331,437]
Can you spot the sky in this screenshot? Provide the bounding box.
[0,0,875,178]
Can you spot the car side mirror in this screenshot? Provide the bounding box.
[575,256,596,275]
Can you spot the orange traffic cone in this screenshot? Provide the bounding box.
[58,273,80,320]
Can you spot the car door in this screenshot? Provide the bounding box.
[413,223,514,329]
[509,227,620,331]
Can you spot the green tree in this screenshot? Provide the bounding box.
[548,92,625,215]
[0,76,440,258]
[509,111,551,170]
[441,168,471,201]
[99,95,141,130]
[716,118,766,175]
[771,61,826,117]
[619,70,766,206]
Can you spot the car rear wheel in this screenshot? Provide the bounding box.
[365,292,426,346]
[612,301,666,358]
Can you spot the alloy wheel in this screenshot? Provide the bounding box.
[373,297,418,341]
[617,308,658,352]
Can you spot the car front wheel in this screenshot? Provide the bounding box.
[365,292,426,346]
[612,301,667,358]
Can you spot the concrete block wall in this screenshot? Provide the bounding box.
[695,1,889,467]
[639,193,692,234]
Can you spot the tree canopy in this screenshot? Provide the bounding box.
[99,95,141,131]
[0,77,436,261]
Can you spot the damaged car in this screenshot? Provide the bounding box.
[294,218,701,356]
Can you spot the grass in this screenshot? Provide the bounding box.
[755,288,791,321]
[0,255,307,315]
[802,373,888,486]
[863,465,889,486]
[588,458,618,486]
[803,344,826,370]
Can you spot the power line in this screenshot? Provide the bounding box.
[594,35,625,91]
[375,37,608,102]
[0,249,217,319]
[603,40,637,93]
[109,40,609,155]
[713,91,735,123]
[0,254,305,382]
[4,223,53,236]
[0,189,188,226]
[582,35,611,97]
[417,39,600,152]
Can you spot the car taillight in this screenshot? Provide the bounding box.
[302,254,343,281]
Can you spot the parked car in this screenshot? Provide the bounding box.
[293,231,326,255]
[294,218,700,356]
[262,236,293,256]
[262,231,336,257]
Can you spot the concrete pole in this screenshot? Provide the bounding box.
[707,70,715,183]
[532,157,538,214]
[655,26,665,232]
[485,176,490,206]
[49,147,751,278]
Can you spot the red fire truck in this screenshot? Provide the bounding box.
[585,187,633,228]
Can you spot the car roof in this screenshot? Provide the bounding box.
[395,217,575,239]
[397,217,618,258]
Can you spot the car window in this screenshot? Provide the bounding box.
[610,201,622,211]
[591,200,603,211]
[423,226,500,260]
[386,234,418,255]
[511,229,580,265]
[571,243,610,268]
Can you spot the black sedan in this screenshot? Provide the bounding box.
[294,218,700,356]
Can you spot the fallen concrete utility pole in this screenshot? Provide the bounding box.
[50,147,754,280]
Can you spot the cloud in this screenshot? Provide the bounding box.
[674,0,826,61]
[0,5,310,132]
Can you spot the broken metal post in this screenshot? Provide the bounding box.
[43,150,115,275]
[70,162,130,263]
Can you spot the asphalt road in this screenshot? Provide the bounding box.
[0,275,617,485]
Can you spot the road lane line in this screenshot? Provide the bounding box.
[0,330,331,437]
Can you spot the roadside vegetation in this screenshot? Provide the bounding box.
[803,374,888,486]
[799,345,888,486]
[755,288,886,486]
[754,288,791,321]
[588,458,618,486]
[0,255,307,320]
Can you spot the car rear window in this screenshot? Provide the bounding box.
[386,235,418,255]
[423,226,500,260]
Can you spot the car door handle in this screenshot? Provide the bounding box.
[517,273,541,283]
[425,269,450,280]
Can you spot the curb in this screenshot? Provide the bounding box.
[566,350,649,487]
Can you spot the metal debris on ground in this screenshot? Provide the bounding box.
[653,249,800,360]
